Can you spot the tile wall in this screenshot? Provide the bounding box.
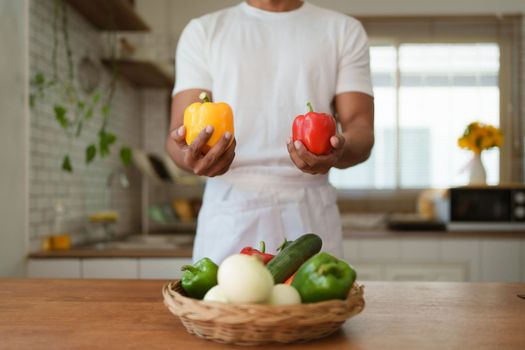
[28,0,144,250]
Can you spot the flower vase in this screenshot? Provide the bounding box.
[469,153,486,185]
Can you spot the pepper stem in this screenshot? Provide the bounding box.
[181,265,199,274]
[306,102,314,113]
[318,263,340,276]
[259,241,266,254]
[199,91,210,103]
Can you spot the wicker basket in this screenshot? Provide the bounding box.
[162,280,365,346]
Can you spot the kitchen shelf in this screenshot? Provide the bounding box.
[102,59,174,88]
[67,0,149,31]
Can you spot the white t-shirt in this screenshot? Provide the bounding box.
[173,1,373,182]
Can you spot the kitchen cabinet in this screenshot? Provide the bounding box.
[82,259,139,279]
[350,263,383,281]
[348,262,466,282]
[342,239,359,260]
[26,236,525,282]
[358,239,400,262]
[342,237,525,283]
[441,239,481,281]
[27,259,81,279]
[480,239,521,282]
[398,239,441,262]
[139,258,192,279]
[384,263,467,282]
[27,257,192,279]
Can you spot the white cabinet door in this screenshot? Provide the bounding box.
[139,258,193,280]
[27,259,81,279]
[359,239,400,262]
[81,259,139,279]
[385,263,467,282]
[399,239,440,263]
[441,239,481,282]
[342,239,359,262]
[480,239,521,282]
[351,263,383,281]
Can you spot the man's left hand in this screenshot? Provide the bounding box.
[287,135,345,175]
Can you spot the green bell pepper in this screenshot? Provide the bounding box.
[180,258,218,299]
[291,252,356,303]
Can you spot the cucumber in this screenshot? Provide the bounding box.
[267,233,322,283]
[276,238,294,252]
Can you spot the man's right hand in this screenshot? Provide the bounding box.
[168,124,236,177]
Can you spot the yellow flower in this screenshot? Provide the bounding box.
[468,133,480,149]
[494,133,503,147]
[458,121,501,153]
[481,137,493,150]
[469,122,480,131]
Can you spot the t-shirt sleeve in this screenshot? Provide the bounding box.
[172,19,212,96]
[336,20,373,96]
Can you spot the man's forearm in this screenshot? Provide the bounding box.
[333,92,375,169]
[334,127,374,169]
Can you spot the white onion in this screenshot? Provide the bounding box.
[217,254,274,304]
[268,284,301,305]
[203,285,229,303]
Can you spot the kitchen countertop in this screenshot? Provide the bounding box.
[28,247,193,258]
[27,229,525,259]
[1,279,524,349]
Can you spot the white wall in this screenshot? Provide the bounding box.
[0,0,29,276]
[28,0,143,250]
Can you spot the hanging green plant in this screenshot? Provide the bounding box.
[29,0,132,173]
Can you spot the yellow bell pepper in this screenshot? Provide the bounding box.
[184,92,234,153]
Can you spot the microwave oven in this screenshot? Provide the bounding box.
[447,186,525,232]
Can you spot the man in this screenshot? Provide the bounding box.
[166,0,374,263]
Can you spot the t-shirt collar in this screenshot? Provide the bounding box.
[239,1,310,20]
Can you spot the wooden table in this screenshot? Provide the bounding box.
[1,280,524,349]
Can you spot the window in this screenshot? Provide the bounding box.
[330,42,501,189]
[331,15,524,191]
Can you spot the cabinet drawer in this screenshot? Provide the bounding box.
[139,258,192,280]
[27,259,81,279]
[385,263,467,282]
[82,259,139,279]
[351,263,383,281]
[480,239,521,282]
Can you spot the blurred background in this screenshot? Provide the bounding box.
[1,0,524,282]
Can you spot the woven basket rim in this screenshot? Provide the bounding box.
[163,280,364,311]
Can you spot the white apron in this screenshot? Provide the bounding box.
[193,169,343,264]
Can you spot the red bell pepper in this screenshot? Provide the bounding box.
[292,102,336,155]
[240,241,274,265]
